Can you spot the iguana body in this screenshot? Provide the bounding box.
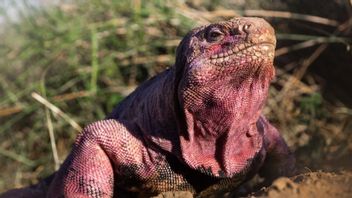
[1,17,295,198]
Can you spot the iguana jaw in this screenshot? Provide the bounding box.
[208,43,275,65]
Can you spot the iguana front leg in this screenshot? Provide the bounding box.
[47,119,143,198]
[258,116,296,182]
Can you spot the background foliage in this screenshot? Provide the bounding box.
[0,0,351,192]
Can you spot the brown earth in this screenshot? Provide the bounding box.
[154,171,352,198]
[257,171,352,198]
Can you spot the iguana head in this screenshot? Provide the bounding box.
[174,17,276,177]
[175,17,276,84]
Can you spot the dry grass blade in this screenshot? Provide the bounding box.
[40,65,62,170]
[204,9,340,26]
[242,10,340,26]
[280,44,328,98]
[52,91,91,102]
[0,106,22,117]
[275,39,325,57]
[44,105,60,170]
[31,92,82,132]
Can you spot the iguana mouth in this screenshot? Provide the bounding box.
[209,42,275,64]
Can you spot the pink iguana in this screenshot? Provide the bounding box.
[1,17,295,198]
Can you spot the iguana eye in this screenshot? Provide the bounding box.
[206,28,224,42]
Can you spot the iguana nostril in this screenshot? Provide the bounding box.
[230,24,251,36]
[243,24,251,34]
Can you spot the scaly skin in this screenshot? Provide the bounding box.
[0,17,295,198]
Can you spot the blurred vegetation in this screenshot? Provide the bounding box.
[0,0,352,193]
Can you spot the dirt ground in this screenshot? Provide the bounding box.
[153,171,352,198]
[257,171,352,198]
